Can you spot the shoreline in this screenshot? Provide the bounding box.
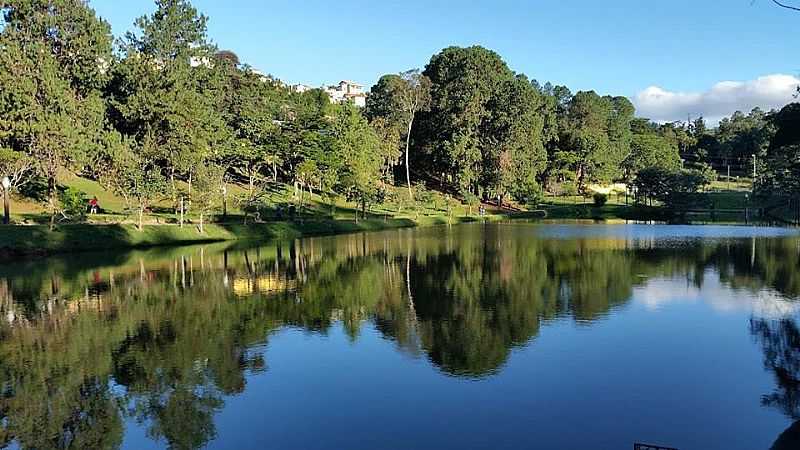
[0,213,533,259]
[0,208,786,259]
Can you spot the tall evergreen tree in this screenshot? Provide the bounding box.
[0,0,113,227]
[108,0,230,214]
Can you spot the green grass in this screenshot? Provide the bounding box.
[6,175,510,225]
[0,173,777,257]
[0,210,534,257]
[0,220,402,256]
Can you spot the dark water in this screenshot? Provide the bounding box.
[2,223,800,450]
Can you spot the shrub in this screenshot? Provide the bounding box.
[521,185,544,209]
[59,187,88,221]
[593,193,608,207]
[461,189,479,215]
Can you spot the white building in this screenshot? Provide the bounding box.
[324,80,366,107]
[288,80,367,107]
[290,84,312,94]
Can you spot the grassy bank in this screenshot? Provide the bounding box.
[0,213,530,258]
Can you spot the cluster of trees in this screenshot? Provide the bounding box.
[368,47,676,204]
[0,0,396,229]
[1,0,799,230]
[757,104,800,199]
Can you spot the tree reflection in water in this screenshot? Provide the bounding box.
[0,225,798,449]
[751,318,800,450]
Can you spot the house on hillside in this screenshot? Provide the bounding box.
[324,80,366,107]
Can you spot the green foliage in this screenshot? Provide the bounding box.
[95,136,168,228]
[623,133,682,179]
[461,188,480,214]
[559,91,634,187]
[107,0,229,213]
[3,0,791,227]
[332,104,384,213]
[365,74,406,124]
[0,1,113,226]
[593,192,608,207]
[634,166,713,210]
[483,75,548,203]
[715,108,774,163]
[759,104,800,198]
[193,163,225,230]
[58,187,88,221]
[419,46,516,189]
[366,70,432,195]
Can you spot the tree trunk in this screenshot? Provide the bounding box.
[199,213,204,234]
[248,167,254,198]
[405,115,415,201]
[170,169,176,214]
[222,183,228,221]
[47,176,56,231]
[138,207,144,231]
[187,172,193,213]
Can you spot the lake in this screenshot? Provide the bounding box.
[1,223,799,450]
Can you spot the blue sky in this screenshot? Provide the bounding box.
[91,0,800,122]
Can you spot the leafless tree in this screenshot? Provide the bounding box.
[770,0,800,12]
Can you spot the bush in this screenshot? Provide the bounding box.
[461,189,479,215]
[524,186,544,209]
[59,187,88,221]
[593,193,608,207]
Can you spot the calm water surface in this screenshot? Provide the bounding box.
[1,223,800,450]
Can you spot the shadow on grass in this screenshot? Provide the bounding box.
[0,215,422,259]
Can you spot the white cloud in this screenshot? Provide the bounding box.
[633,74,800,125]
[634,273,800,319]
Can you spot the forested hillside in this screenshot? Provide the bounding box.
[0,0,798,229]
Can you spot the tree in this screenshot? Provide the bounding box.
[0,148,35,195]
[758,103,800,197]
[0,0,114,229]
[418,46,517,192]
[295,158,320,211]
[560,91,633,190]
[634,166,713,210]
[0,0,113,93]
[214,50,240,66]
[108,0,229,214]
[369,117,402,186]
[332,104,383,220]
[770,0,800,12]
[217,67,288,192]
[714,108,773,168]
[482,75,548,204]
[623,133,682,180]
[368,70,431,200]
[95,134,167,230]
[532,81,571,183]
[365,74,404,122]
[193,163,224,233]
